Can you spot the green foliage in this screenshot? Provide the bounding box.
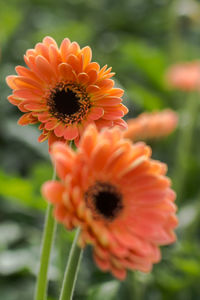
[87,281,120,300]
[120,39,168,89]
[0,165,50,210]
[0,170,45,210]
[0,3,22,44]
[128,82,165,111]
[33,21,93,46]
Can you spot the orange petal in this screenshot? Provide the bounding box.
[77,72,89,85]
[114,119,127,128]
[87,69,98,84]
[81,46,92,69]
[58,63,76,81]
[63,126,79,140]
[42,36,58,47]
[87,85,101,94]
[96,97,122,106]
[95,119,113,130]
[94,253,110,272]
[120,104,129,114]
[42,181,65,204]
[91,142,111,172]
[35,43,49,60]
[15,66,42,83]
[24,55,37,74]
[6,76,18,89]
[97,79,114,90]
[49,44,62,72]
[110,266,126,281]
[85,62,100,73]
[45,119,59,130]
[79,125,98,157]
[68,41,80,55]
[38,132,48,142]
[88,107,104,120]
[60,38,71,61]
[35,55,56,82]
[67,54,82,74]
[54,122,66,137]
[7,96,21,106]
[103,109,124,120]
[24,103,47,112]
[18,113,36,125]
[51,142,75,179]
[38,111,51,122]
[108,88,124,97]
[14,76,43,90]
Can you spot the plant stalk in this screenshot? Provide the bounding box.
[59,228,83,300]
[34,168,57,300]
[172,92,199,201]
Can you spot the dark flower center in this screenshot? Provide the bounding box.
[85,182,123,221]
[53,88,80,116]
[47,83,91,124]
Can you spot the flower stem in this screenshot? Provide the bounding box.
[172,92,199,201]
[59,228,83,300]
[168,0,183,62]
[34,168,57,300]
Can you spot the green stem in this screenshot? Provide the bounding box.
[168,0,183,62]
[172,92,199,201]
[34,168,57,300]
[59,228,83,300]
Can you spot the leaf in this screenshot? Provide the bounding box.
[178,203,198,230]
[33,20,93,45]
[87,281,120,300]
[0,169,46,211]
[0,249,31,275]
[120,39,168,89]
[127,82,164,111]
[173,257,200,276]
[0,222,22,250]
[0,3,22,44]
[5,119,49,160]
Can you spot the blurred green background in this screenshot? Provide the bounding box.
[1,0,200,299]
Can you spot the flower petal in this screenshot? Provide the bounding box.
[63,126,79,140]
[42,181,65,204]
[58,63,76,81]
[88,107,104,120]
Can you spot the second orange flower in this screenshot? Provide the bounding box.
[42,125,178,280]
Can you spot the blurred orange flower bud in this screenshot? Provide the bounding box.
[124,109,178,141]
[165,61,200,91]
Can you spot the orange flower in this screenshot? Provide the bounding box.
[42,125,178,280]
[124,109,178,141]
[166,61,200,91]
[6,36,128,146]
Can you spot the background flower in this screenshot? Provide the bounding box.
[6,37,128,147]
[165,61,200,91]
[124,109,178,141]
[42,125,178,280]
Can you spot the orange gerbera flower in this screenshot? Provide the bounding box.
[6,36,128,146]
[124,109,178,141]
[42,125,178,280]
[166,61,200,91]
